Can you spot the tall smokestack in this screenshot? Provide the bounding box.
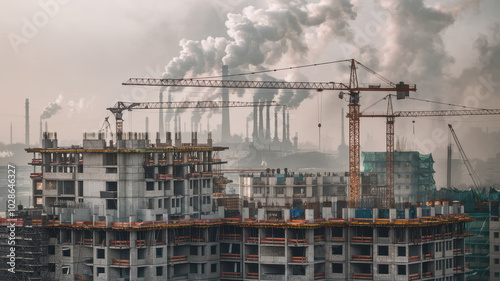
[45,121,48,133]
[159,91,164,141]
[246,120,249,141]
[282,107,286,142]
[174,115,178,133]
[25,98,29,146]
[274,109,278,141]
[286,110,290,142]
[207,118,210,133]
[221,65,230,142]
[178,116,181,134]
[145,117,149,134]
[253,104,258,142]
[265,100,271,140]
[165,91,171,132]
[259,104,264,139]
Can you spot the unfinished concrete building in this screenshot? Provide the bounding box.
[238,171,348,219]
[362,151,436,204]
[233,172,472,280]
[27,131,226,280]
[25,131,475,281]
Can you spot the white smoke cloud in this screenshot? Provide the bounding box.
[378,0,479,91]
[40,94,63,119]
[0,151,14,158]
[67,96,95,117]
[163,0,358,109]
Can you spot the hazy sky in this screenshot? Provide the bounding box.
[2,0,500,185]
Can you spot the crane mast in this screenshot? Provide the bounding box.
[122,59,416,207]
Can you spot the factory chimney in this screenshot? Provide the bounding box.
[253,104,258,142]
[145,117,149,134]
[273,109,279,141]
[45,121,48,133]
[174,115,178,134]
[25,98,29,146]
[246,119,249,141]
[265,100,271,140]
[282,107,286,142]
[259,104,264,139]
[286,110,290,142]
[159,91,164,141]
[165,91,171,132]
[221,65,230,142]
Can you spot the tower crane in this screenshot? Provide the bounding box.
[122,59,417,207]
[107,100,282,140]
[361,97,500,206]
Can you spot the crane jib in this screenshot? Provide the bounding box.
[123,78,416,92]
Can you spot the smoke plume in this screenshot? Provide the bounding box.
[163,0,358,109]
[378,0,478,93]
[0,151,14,158]
[40,94,63,119]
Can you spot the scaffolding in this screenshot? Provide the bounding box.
[466,213,490,280]
[0,209,49,281]
[362,151,436,204]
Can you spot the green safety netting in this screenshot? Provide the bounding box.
[362,151,436,189]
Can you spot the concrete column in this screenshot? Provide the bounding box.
[348,208,355,220]
[417,207,422,218]
[404,209,409,219]
[243,207,250,220]
[284,209,290,221]
[258,209,265,221]
[305,209,314,222]
[322,207,332,220]
[372,208,378,222]
[218,206,225,218]
[389,209,396,223]
[167,153,173,175]
[435,205,442,215]
[430,207,435,217]
[183,153,188,176]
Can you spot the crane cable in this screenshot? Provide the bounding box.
[186,59,351,80]
[406,97,485,110]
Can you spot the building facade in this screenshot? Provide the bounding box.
[20,132,472,281]
[362,151,436,204]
